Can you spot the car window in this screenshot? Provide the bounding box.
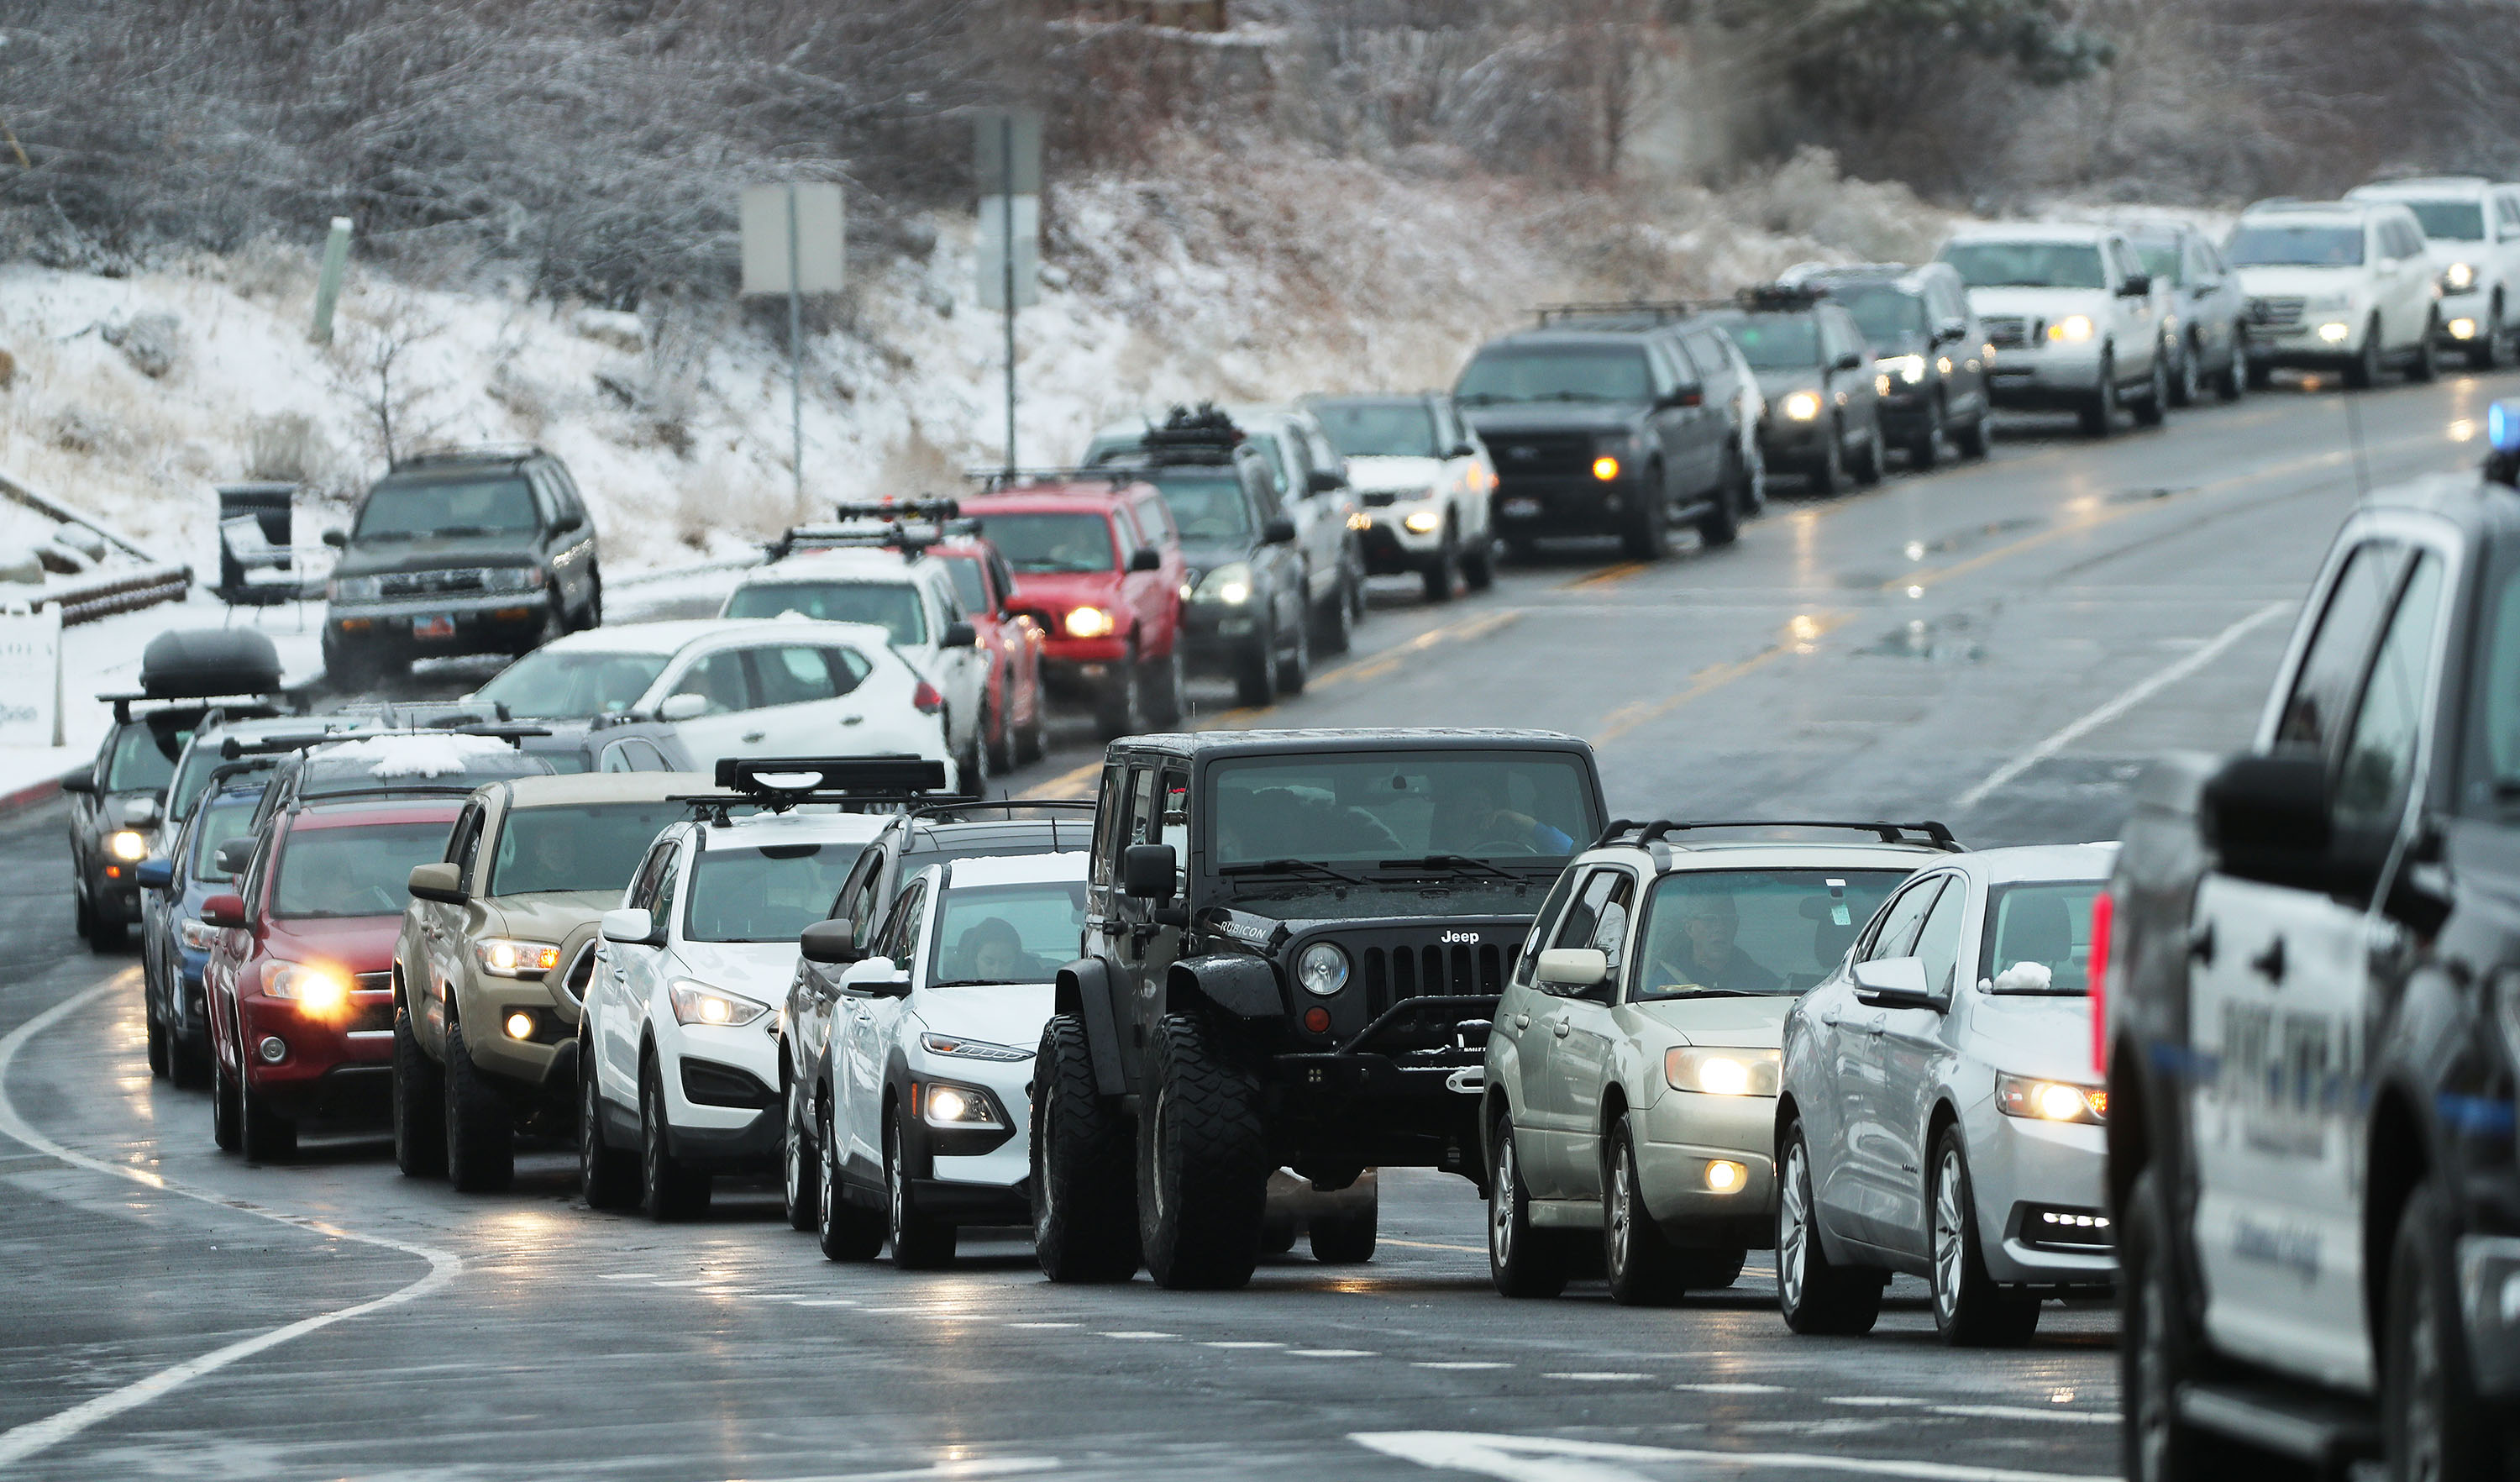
[941,554,991,613]
[2276,541,2405,756]
[1159,768,1189,886]
[1726,315,1822,370]
[685,841,867,943]
[191,798,262,883]
[724,580,927,644]
[670,649,756,715]
[445,801,486,881]
[1133,496,1179,544]
[272,819,454,918]
[747,645,848,708]
[932,877,1089,985]
[1914,876,1967,997]
[598,738,670,772]
[1089,764,1127,889]
[1940,240,2108,290]
[648,844,681,927]
[353,478,538,540]
[1548,868,1634,984]
[1454,346,1653,405]
[626,838,675,909]
[1633,868,1909,999]
[487,801,686,896]
[475,649,669,719]
[1311,401,1444,458]
[982,513,1120,574]
[874,877,929,966]
[1128,765,1160,848]
[1863,875,1945,962]
[103,721,188,792]
[1514,866,1584,988]
[1244,434,1292,497]
[1207,752,1596,866]
[2228,222,2368,268]
[2335,553,2446,832]
[1979,880,2104,994]
[1151,470,1255,541]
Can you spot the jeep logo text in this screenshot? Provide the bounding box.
[1441,930,1481,944]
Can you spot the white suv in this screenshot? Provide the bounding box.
[580,803,885,1218]
[2226,199,2444,389]
[1938,223,2169,438]
[2346,176,2520,370]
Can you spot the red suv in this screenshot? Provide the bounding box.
[963,474,1188,738]
[928,535,1050,770]
[202,796,464,1160]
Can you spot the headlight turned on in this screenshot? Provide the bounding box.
[262,961,350,1016]
[108,830,149,862]
[1063,605,1116,639]
[1665,1046,1781,1096]
[1402,508,1443,534]
[1996,1072,2106,1124]
[475,938,560,978]
[668,980,769,1028]
[2046,315,2095,343]
[919,1032,1032,1063]
[1879,354,1927,384]
[1781,391,1823,422]
[919,1080,1005,1130]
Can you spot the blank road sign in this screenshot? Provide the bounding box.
[741,182,846,297]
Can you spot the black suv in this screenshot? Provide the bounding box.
[1786,264,1992,468]
[1456,307,1756,559]
[2104,423,2520,1479]
[1032,728,1607,1289]
[1702,286,1887,495]
[321,446,601,687]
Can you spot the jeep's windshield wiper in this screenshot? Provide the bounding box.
[1377,854,1519,882]
[1218,858,1368,886]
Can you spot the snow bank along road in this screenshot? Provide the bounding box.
[0,375,2504,1481]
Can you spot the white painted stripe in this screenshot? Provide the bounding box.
[596,1272,659,1280]
[1953,600,2291,809]
[1674,1382,1784,1394]
[1097,1330,1179,1340]
[793,1298,859,1307]
[1827,1396,1929,1407]
[1931,1404,2115,1426]
[1352,1431,2115,1482]
[773,1458,1063,1482]
[1201,1341,1284,1348]
[1414,1361,1512,1370]
[1289,1348,1376,1358]
[1005,1321,1077,1328]
[1545,1372,1652,1382]
[0,981,463,1471]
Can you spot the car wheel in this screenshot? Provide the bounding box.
[2220,338,2249,402]
[1421,526,1462,602]
[1092,644,1144,741]
[1618,465,1672,560]
[955,722,988,802]
[2347,318,2382,389]
[638,1052,710,1220]
[391,1002,446,1176]
[170,1020,211,1090]
[1777,1121,1883,1334]
[320,632,379,694]
[1679,1246,1748,1290]
[1234,617,1280,708]
[1015,683,1048,764]
[1274,607,1310,696]
[1808,424,1845,496]
[1138,1013,1268,1290]
[1929,1127,2040,1345]
[1461,533,1497,591]
[236,1025,297,1163]
[1262,1206,1299,1254]
[2133,355,2168,428]
[145,991,171,1079]
[580,1046,640,1211]
[443,1019,516,1194]
[1604,1115,1687,1306]
[886,1114,957,1269]
[1909,397,1944,470]
[816,1096,885,1262]
[2383,1182,2502,1482]
[1851,417,1886,485]
[1698,455,1743,549]
[1311,575,1355,656]
[1955,403,1992,459]
[2407,315,2444,384]
[1347,551,1370,623]
[209,1016,243,1154]
[1487,1117,1569,1298]
[984,691,1016,775]
[2170,337,2202,407]
[2472,297,2506,371]
[1033,1015,1141,1283]
[1141,645,1186,729]
[2079,356,2118,438]
[83,891,123,950]
[1309,1179,1378,1264]
[780,1082,821,1232]
[2122,1166,2239,1481]
[580,570,603,630]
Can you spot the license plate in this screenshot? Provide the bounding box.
[1501,497,1542,519]
[412,614,457,640]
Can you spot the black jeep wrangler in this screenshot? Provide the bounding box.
[1032,728,1607,1289]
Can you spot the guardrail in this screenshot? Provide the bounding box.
[2,470,195,625]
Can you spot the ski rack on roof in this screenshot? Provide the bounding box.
[673,754,956,822]
[219,723,549,759]
[1735,282,1834,312]
[201,756,284,795]
[1534,301,1701,328]
[1592,818,1964,853]
[390,444,545,472]
[1132,403,1242,467]
[766,498,984,563]
[98,691,286,724]
[963,466,1146,493]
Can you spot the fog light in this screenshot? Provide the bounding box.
[257,1035,286,1064]
[1301,1006,1332,1034]
[2318,322,2352,344]
[1704,1159,1746,1193]
[505,1012,536,1041]
[1347,511,1372,532]
[1591,455,1620,481]
[2451,318,2479,340]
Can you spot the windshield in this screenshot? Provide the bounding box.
[982,513,1118,574]
[1977,880,2104,994]
[272,820,452,918]
[1208,752,1599,871]
[1311,402,1442,459]
[1940,241,2108,289]
[725,581,927,644]
[1726,315,1824,370]
[1152,472,1253,542]
[2402,200,2485,241]
[353,479,538,541]
[1834,286,1929,347]
[1455,347,1651,405]
[2226,223,2365,266]
[1633,870,1910,998]
[2131,241,2183,286]
[475,650,669,718]
[166,742,256,819]
[684,841,867,943]
[191,798,262,883]
[489,801,685,895]
[105,721,187,793]
[931,880,1088,986]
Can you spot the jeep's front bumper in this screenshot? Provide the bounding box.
[1265,995,1495,1180]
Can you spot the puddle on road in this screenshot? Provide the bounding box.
[2109,486,2192,503]
[1858,612,1987,663]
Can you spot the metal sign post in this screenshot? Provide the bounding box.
[740,182,846,502]
[309,217,353,345]
[975,110,1042,478]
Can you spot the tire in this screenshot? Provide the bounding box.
[84,900,124,951]
[1807,425,1844,496]
[1309,1185,1378,1264]
[1698,458,1742,549]
[1262,1208,1299,1254]
[2383,1182,2502,1482]
[443,1020,515,1194]
[1032,1015,1141,1283]
[2347,318,2382,389]
[886,1115,956,1269]
[781,1083,820,1232]
[816,1096,885,1262]
[1851,418,1886,485]
[2471,297,2505,371]
[145,992,171,1079]
[1461,535,1496,591]
[1909,398,1944,470]
[170,1025,211,1090]
[2121,1166,2237,1482]
[954,723,987,802]
[236,1027,297,1163]
[581,1048,639,1211]
[1232,619,1279,709]
[1015,685,1047,765]
[580,571,603,630]
[1274,607,1310,696]
[1604,1116,1687,1306]
[2407,317,2443,384]
[1487,1117,1569,1298]
[2079,356,2118,438]
[1141,645,1185,729]
[210,1017,242,1154]
[1618,466,1672,560]
[638,1053,710,1220]
[1929,1127,2040,1346]
[2169,337,2202,407]
[1955,404,1992,459]
[2246,356,2275,392]
[391,1003,445,1176]
[321,633,378,693]
[2132,355,2168,428]
[1421,528,1462,602]
[1776,1121,1882,1335]
[1678,1246,1748,1290]
[1137,1013,1268,1290]
[984,691,1016,776]
[2219,338,2249,402]
[1092,644,1144,741]
[1310,575,1354,656]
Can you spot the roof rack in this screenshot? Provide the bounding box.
[202,756,283,794]
[1534,301,1699,328]
[221,722,549,759]
[1130,403,1243,467]
[908,798,1097,822]
[675,755,957,822]
[99,691,289,725]
[1593,818,1964,852]
[1735,282,1833,313]
[963,466,1147,492]
[767,498,986,562]
[388,444,545,472]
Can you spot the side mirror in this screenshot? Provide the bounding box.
[60,769,95,796]
[1534,947,1609,990]
[214,838,255,876]
[1662,386,1704,407]
[1448,443,1481,460]
[2202,751,2334,891]
[322,529,348,549]
[799,919,864,964]
[840,955,911,999]
[200,892,248,929]
[601,907,657,945]
[1835,352,1865,371]
[134,858,175,890]
[121,796,162,828]
[1307,468,1347,494]
[940,621,978,649]
[1934,318,1968,344]
[1122,843,1177,901]
[658,692,710,723]
[1262,517,1298,546]
[1128,546,1164,574]
[2121,273,2153,297]
[407,861,468,905]
[1851,955,1941,1008]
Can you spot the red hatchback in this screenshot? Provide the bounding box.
[963,474,1189,739]
[202,797,463,1160]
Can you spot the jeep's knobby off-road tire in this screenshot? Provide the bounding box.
[1033,1015,1141,1283]
[1487,1117,1570,1298]
[443,1021,516,1193]
[391,1003,445,1175]
[1137,1014,1268,1290]
[1777,1121,1883,1335]
[580,1047,638,1211]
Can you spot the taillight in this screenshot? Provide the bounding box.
[2087,889,2113,1077]
[911,681,944,715]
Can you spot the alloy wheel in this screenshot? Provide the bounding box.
[1607,1149,1634,1276]
[1489,1137,1516,1268]
[1933,1148,1966,1326]
[1777,1143,1810,1312]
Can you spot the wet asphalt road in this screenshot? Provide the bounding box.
[3,372,2507,1481]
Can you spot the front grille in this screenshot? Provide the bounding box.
[1357,940,1520,1018]
[1487,433,1597,480]
[2247,296,2306,330]
[1360,490,1401,507]
[1982,315,2035,350]
[377,567,488,598]
[354,971,391,991]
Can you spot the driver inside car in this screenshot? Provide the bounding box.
[948,917,1051,984]
[1643,892,1781,994]
[1446,779,1573,855]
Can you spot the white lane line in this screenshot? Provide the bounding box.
[596,1272,659,1280]
[1201,1341,1284,1348]
[1953,599,2292,810]
[775,1458,1063,1482]
[1005,1321,1077,1328]
[1353,1431,2114,1482]
[1931,1404,2115,1426]
[1545,1372,1652,1382]
[794,1299,859,1307]
[0,981,464,1472]
[1096,1331,1179,1340]
[1415,1361,1512,1370]
[1675,1382,1784,1394]
[1289,1348,1376,1358]
[1827,1396,1929,1407]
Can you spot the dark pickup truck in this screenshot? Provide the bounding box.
[2103,436,2520,1480]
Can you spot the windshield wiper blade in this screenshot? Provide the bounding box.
[1647,986,1763,1000]
[1377,854,1519,882]
[1218,858,1367,886]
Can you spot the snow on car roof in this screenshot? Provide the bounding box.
[946,850,1089,888]
[696,808,892,849]
[748,548,927,581]
[529,617,900,656]
[320,732,519,780]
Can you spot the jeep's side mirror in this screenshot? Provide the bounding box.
[601,907,657,946]
[1262,517,1298,546]
[322,529,348,549]
[1307,468,1347,494]
[200,893,248,929]
[1128,546,1164,574]
[658,692,710,723]
[799,919,864,964]
[214,838,256,876]
[1122,843,1177,901]
[840,955,911,999]
[408,861,468,905]
[1535,947,1609,990]
[2202,751,2335,891]
[940,621,978,649]
[134,858,175,890]
[1852,954,1942,1009]
[60,769,95,795]
[2121,273,2153,297]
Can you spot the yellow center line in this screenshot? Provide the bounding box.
[1025,760,1104,800]
[1378,1238,1487,1255]
[1592,611,1853,744]
[1562,560,1648,590]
